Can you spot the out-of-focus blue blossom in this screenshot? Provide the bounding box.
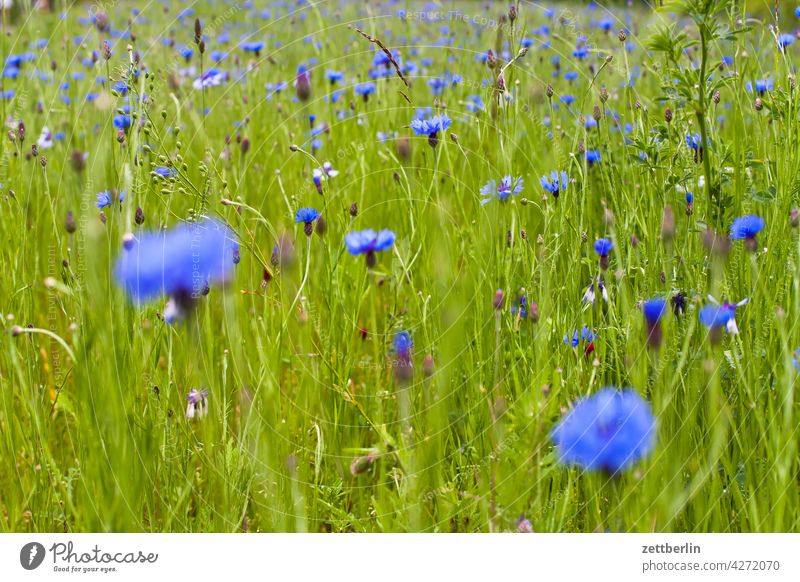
[730,215,764,240]
[345,229,396,256]
[594,238,613,256]
[551,387,656,473]
[114,218,236,304]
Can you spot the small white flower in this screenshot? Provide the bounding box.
[37,126,53,149]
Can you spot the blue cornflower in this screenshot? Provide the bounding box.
[393,330,413,381]
[393,330,413,356]
[193,68,227,89]
[594,238,613,256]
[114,218,236,306]
[564,326,596,348]
[112,80,128,94]
[642,298,667,324]
[96,190,112,209]
[746,79,773,94]
[551,387,656,473]
[586,149,601,165]
[685,133,704,150]
[154,166,176,178]
[730,215,764,240]
[410,113,451,147]
[479,175,524,205]
[326,69,343,84]
[698,303,737,343]
[428,77,446,95]
[466,94,485,113]
[572,46,589,59]
[113,114,131,130]
[778,33,795,49]
[295,207,320,236]
[540,171,568,198]
[699,304,734,329]
[594,238,613,269]
[354,82,376,101]
[559,94,575,106]
[241,41,265,55]
[345,229,396,267]
[686,133,706,163]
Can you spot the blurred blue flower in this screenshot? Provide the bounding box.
[586,150,601,165]
[564,326,596,347]
[730,215,764,240]
[154,166,176,178]
[685,133,704,150]
[778,33,795,49]
[746,79,773,94]
[241,41,265,54]
[551,387,656,473]
[393,330,413,356]
[594,238,613,256]
[642,298,667,324]
[345,229,396,256]
[699,305,734,328]
[114,218,236,304]
[355,82,376,99]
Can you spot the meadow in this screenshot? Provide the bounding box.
[1,0,799,533]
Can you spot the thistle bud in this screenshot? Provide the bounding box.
[422,354,435,377]
[350,451,378,476]
[661,205,675,243]
[70,149,86,173]
[618,29,627,42]
[546,83,554,98]
[713,90,720,104]
[492,289,505,310]
[101,40,112,61]
[65,211,76,234]
[396,136,411,159]
[754,97,763,111]
[135,206,145,225]
[599,86,609,103]
[664,107,673,123]
[349,202,358,217]
[592,104,602,122]
[95,11,110,33]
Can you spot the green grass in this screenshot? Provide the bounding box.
[0,0,799,533]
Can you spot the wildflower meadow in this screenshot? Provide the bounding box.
[2,0,800,535]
